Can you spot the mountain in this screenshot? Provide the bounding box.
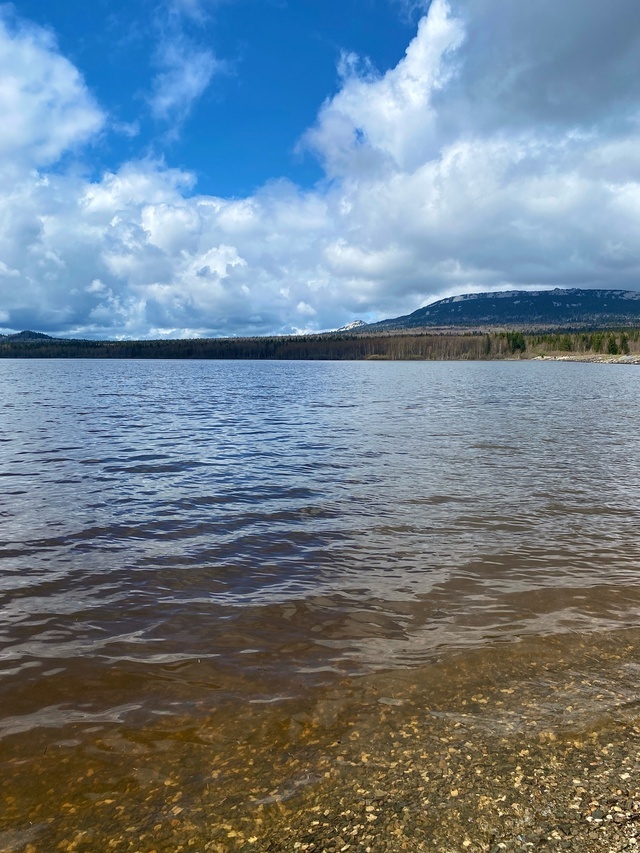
[364,288,640,332]
[336,319,368,332]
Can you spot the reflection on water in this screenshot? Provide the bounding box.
[2,358,640,848]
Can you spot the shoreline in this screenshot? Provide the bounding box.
[536,354,640,364]
[3,628,640,852]
[250,630,640,852]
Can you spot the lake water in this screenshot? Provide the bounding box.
[2,358,640,850]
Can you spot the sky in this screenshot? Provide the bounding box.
[2,0,640,339]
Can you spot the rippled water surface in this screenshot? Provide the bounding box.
[2,358,640,849]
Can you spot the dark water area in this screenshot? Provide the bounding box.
[2,359,640,851]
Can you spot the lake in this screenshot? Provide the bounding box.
[2,358,640,850]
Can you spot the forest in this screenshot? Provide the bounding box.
[1,329,639,360]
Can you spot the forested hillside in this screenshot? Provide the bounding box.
[367,289,640,331]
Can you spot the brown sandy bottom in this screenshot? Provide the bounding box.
[3,630,640,853]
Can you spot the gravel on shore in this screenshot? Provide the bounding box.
[2,631,640,852]
[228,632,640,853]
[535,354,640,364]
[251,692,640,852]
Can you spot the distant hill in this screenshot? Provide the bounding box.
[0,330,54,340]
[363,288,640,331]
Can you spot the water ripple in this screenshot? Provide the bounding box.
[1,359,640,732]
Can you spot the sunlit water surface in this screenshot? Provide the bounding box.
[2,359,640,850]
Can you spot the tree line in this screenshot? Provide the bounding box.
[1,329,639,360]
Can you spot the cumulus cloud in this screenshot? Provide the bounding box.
[0,9,103,169]
[3,0,640,337]
[302,2,464,177]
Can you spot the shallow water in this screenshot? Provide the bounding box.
[2,358,640,850]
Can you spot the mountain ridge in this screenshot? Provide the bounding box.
[360,288,640,332]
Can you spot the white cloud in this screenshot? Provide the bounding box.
[149,37,221,125]
[0,261,19,277]
[146,0,226,131]
[302,1,464,177]
[3,0,640,337]
[0,9,103,169]
[296,301,317,317]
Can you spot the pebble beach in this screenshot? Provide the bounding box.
[4,629,640,853]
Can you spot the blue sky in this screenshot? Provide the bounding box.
[12,0,421,195]
[2,0,640,338]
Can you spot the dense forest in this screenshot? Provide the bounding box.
[1,329,640,360]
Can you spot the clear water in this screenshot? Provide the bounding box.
[2,358,640,850]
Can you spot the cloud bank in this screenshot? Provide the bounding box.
[2,0,640,337]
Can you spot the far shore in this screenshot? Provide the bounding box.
[2,328,640,361]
